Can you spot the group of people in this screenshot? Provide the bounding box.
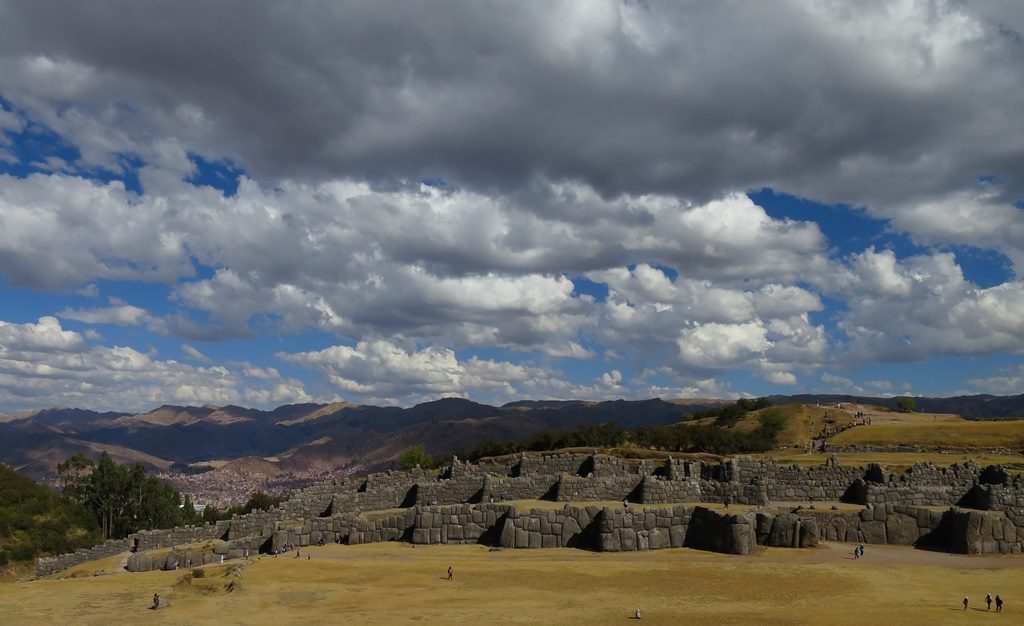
[852,544,865,559]
[964,594,1004,612]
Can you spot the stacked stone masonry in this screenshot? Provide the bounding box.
[39,453,1024,576]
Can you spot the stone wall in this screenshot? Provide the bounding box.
[808,504,1024,555]
[499,505,600,549]
[517,453,592,477]
[640,476,703,503]
[414,503,513,545]
[484,474,559,501]
[556,475,643,502]
[36,537,133,577]
[134,522,228,551]
[37,452,1024,576]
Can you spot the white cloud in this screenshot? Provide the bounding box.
[763,370,797,386]
[180,344,210,362]
[0,316,310,412]
[0,1,1023,406]
[820,373,862,394]
[279,339,625,404]
[75,283,99,298]
[969,364,1024,395]
[837,251,1024,361]
[677,321,770,369]
[0,316,83,352]
[59,300,151,326]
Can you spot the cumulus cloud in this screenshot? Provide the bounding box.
[1,1,1021,214]
[0,2,1023,407]
[180,344,209,362]
[969,364,1024,395]
[278,339,637,405]
[837,251,1024,361]
[58,299,151,326]
[0,317,311,412]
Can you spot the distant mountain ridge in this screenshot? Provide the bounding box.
[2,392,1022,479]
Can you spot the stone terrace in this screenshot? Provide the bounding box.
[38,453,1024,576]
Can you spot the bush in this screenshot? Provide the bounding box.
[896,397,915,413]
[398,445,434,470]
[0,463,100,563]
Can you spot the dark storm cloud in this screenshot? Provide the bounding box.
[1,0,1022,208]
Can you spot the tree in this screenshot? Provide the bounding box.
[896,397,915,413]
[241,492,281,513]
[59,453,197,539]
[56,453,94,501]
[398,445,433,470]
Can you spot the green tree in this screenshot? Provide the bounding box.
[56,453,94,501]
[0,463,99,563]
[241,492,282,513]
[398,445,433,470]
[59,453,197,539]
[896,397,915,413]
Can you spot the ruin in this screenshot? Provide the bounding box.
[37,453,1024,576]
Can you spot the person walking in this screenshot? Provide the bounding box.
[986,593,993,610]
[963,597,969,611]
[447,566,453,580]
[995,595,1003,612]
[858,544,865,558]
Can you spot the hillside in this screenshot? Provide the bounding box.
[830,419,1024,450]
[0,397,712,479]
[4,393,1024,482]
[0,464,100,565]
[771,393,1024,420]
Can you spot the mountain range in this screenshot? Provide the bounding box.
[1,393,1022,479]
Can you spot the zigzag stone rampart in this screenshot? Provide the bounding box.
[37,453,1024,576]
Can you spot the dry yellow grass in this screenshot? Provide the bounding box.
[830,420,1024,450]
[3,542,1023,625]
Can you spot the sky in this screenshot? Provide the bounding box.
[1,0,1023,413]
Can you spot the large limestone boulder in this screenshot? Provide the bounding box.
[768,513,798,547]
[885,513,919,545]
[799,518,818,548]
[859,521,887,544]
[126,553,152,572]
[755,512,775,544]
[498,518,515,548]
[730,520,756,554]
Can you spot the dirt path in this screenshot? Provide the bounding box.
[779,541,1024,569]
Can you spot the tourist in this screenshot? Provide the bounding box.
[447,566,453,580]
[963,596,969,611]
[853,546,859,560]
[635,608,642,619]
[858,544,865,558]
[623,498,629,508]
[987,593,993,610]
[151,593,160,610]
[295,549,301,559]
[723,496,730,509]
[995,595,1003,612]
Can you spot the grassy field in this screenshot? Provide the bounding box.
[2,542,1022,625]
[830,419,1024,450]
